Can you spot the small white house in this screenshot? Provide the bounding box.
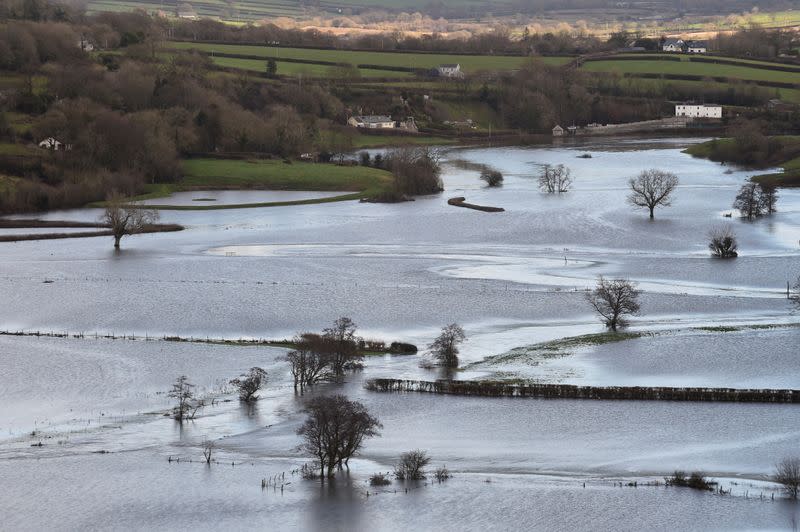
[675,104,722,118]
[662,38,684,52]
[347,115,396,129]
[552,125,565,137]
[687,40,708,53]
[437,64,463,78]
[38,137,71,151]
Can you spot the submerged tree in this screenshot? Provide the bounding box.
[586,276,641,331]
[323,316,362,376]
[428,323,466,368]
[297,395,381,479]
[627,169,679,219]
[733,182,778,220]
[708,226,738,258]
[480,169,504,187]
[774,457,800,499]
[229,367,267,402]
[168,375,203,422]
[102,192,159,249]
[538,164,572,193]
[285,333,331,394]
[791,276,800,309]
[394,449,431,480]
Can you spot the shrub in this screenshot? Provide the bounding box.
[389,342,418,354]
[395,449,431,480]
[665,470,714,491]
[774,457,800,499]
[480,169,503,187]
[369,473,392,486]
[434,465,451,483]
[708,226,738,258]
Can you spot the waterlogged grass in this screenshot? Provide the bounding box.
[467,331,644,368]
[685,136,800,187]
[352,134,456,148]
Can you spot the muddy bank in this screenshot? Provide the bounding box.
[448,197,505,213]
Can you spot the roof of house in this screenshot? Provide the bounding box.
[354,115,394,123]
[663,38,684,46]
[688,40,708,47]
[439,64,460,69]
[552,125,564,131]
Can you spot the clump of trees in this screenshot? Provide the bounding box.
[285,317,364,393]
[297,394,381,480]
[708,226,738,258]
[102,193,159,249]
[428,323,466,368]
[394,449,431,480]
[733,182,778,220]
[480,169,503,187]
[665,471,714,491]
[229,367,267,402]
[168,375,203,422]
[627,169,678,219]
[586,276,640,331]
[774,456,800,499]
[369,472,392,486]
[384,146,443,196]
[538,164,572,193]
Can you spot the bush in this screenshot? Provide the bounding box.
[480,169,503,187]
[708,226,738,258]
[389,342,418,354]
[369,473,392,486]
[774,457,800,499]
[434,465,451,482]
[665,470,714,491]
[385,147,442,196]
[394,449,431,480]
[301,462,320,480]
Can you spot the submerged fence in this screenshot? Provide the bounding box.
[365,378,800,403]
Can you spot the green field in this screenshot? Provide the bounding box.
[169,42,570,73]
[351,135,455,148]
[685,136,800,187]
[607,76,800,103]
[210,56,412,78]
[123,158,394,208]
[581,57,800,85]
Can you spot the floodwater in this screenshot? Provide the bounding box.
[2,137,800,530]
[138,189,343,206]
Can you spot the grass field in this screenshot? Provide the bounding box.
[0,142,35,156]
[169,41,570,73]
[210,56,413,77]
[607,76,800,103]
[351,134,455,148]
[685,136,800,187]
[121,158,394,209]
[581,57,800,85]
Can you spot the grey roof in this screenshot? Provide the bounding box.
[689,40,708,47]
[355,115,393,123]
[663,38,683,45]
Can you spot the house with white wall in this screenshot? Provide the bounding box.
[675,104,722,118]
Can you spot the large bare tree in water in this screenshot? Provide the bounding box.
[627,169,679,219]
[102,192,159,249]
[586,276,641,331]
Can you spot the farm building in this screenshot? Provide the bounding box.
[38,137,71,150]
[687,40,708,53]
[347,115,396,129]
[552,125,565,137]
[675,104,722,118]
[436,64,463,78]
[662,38,684,52]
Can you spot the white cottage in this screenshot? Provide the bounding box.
[347,115,396,129]
[675,104,722,118]
[436,64,463,78]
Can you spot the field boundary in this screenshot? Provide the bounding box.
[365,378,800,403]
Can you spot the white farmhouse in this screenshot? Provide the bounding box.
[347,115,396,129]
[687,40,708,53]
[436,64,463,78]
[662,38,684,52]
[38,137,71,150]
[675,104,722,118]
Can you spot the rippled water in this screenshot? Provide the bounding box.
[2,138,800,529]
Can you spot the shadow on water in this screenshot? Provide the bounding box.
[307,471,365,530]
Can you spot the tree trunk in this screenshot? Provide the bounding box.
[649,206,654,219]
[114,235,121,249]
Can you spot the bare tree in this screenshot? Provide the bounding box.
[791,276,800,309]
[168,375,203,422]
[708,226,738,258]
[394,450,431,480]
[297,395,381,479]
[480,169,504,187]
[627,169,679,219]
[538,164,572,193]
[774,457,800,499]
[202,440,214,464]
[102,192,159,249]
[323,317,362,376]
[586,276,641,331]
[733,182,764,220]
[229,367,267,402]
[428,323,466,367]
[759,184,778,214]
[285,333,331,394]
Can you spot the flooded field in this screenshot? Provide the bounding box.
[2,137,799,529]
